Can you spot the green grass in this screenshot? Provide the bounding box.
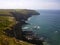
[0,16,33,45]
[0,9,40,45]
[0,16,15,30]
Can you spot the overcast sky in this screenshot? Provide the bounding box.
[0,0,60,10]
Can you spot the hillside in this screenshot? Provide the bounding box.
[0,9,40,45]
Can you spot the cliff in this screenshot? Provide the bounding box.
[0,9,40,45]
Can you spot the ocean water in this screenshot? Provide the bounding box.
[23,10,60,45]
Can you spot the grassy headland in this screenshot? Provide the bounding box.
[0,9,40,45]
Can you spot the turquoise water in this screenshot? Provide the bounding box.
[23,10,60,45]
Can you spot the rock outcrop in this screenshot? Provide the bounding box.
[0,9,43,45]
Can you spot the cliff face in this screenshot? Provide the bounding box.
[0,9,40,29]
[0,9,40,45]
[9,9,40,39]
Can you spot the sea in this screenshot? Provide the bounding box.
[22,10,60,45]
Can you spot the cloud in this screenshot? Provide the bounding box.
[0,0,60,9]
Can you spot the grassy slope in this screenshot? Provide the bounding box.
[0,16,33,45]
[0,10,34,45]
[0,9,49,45]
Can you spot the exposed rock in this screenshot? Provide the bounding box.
[0,9,42,45]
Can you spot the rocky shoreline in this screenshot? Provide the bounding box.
[0,9,45,45]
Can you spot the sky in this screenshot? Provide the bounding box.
[0,0,60,10]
